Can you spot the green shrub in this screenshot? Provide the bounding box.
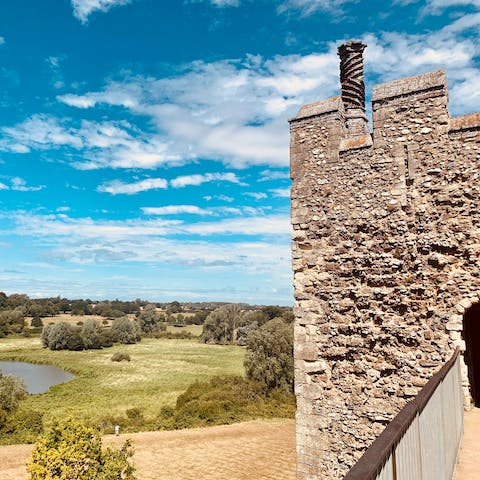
[156,376,295,430]
[42,322,74,350]
[81,320,104,349]
[31,317,43,328]
[126,407,143,421]
[26,419,136,480]
[0,373,28,429]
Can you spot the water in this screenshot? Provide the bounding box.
[0,361,75,394]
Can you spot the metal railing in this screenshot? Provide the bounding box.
[343,348,463,480]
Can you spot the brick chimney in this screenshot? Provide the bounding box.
[338,41,369,136]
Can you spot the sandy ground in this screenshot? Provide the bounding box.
[0,420,296,480]
[454,407,480,480]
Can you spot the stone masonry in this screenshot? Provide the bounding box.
[290,41,480,480]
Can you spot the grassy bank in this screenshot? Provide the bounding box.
[0,336,244,439]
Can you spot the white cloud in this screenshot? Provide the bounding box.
[0,177,44,192]
[269,187,290,198]
[56,50,340,168]
[141,205,210,215]
[0,37,4,46]
[244,192,268,199]
[259,169,290,181]
[11,211,290,239]
[97,178,168,195]
[11,177,45,192]
[423,0,480,14]
[211,0,240,6]
[277,0,355,15]
[1,116,180,169]
[204,194,235,202]
[170,172,245,188]
[186,214,290,236]
[11,212,179,239]
[71,0,133,24]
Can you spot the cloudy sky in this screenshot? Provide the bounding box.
[0,0,479,305]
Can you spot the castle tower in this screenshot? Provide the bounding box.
[290,42,480,479]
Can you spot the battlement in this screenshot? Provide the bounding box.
[372,69,447,103]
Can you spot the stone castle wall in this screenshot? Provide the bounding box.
[290,47,480,480]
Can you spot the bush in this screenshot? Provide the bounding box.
[27,419,136,480]
[0,373,27,429]
[31,317,43,328]
[111,352,131,362]
[156,376,295,430]
[244,318,294,392]
[111,317,141,344]
[42,322,74,350]
[81,320,104,349]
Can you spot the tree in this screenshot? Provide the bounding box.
[42,322,74,350]
[244,318,294,392]
[0,308,25,336]
[0,372,27,428]
[111,317,141,344]
[27,419,136,480]
[81,320,104,349]
[200,304,243,344]
[136,304,163,334]
[167,301,182,314]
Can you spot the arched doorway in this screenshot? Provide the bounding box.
[463,303,480,407]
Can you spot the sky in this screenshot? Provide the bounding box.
[0,0,479,305]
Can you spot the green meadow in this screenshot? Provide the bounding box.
[0,337,245,432]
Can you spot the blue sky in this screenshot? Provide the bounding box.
[0,0,479,305]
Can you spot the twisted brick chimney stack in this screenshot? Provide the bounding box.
[338,41,369,136]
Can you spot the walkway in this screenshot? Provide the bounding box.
[454,407,480,480]
[0,419,296,480]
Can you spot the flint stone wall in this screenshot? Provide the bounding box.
[290,69,480,480]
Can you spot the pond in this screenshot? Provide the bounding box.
[0,361,75,394]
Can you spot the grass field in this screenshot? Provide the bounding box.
[0,337,244,432]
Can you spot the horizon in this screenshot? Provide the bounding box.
[0,0,479,306]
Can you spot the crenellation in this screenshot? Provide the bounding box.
[291,42,480,479]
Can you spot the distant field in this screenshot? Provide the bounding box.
[165,324,203,336]
[28,314,204,337]
[27,313,109,327]
[0,337,244,432]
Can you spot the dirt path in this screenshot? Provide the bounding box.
[454,408,480,480]
[0,420,296,480]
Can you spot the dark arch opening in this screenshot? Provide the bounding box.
[463,303,480,407]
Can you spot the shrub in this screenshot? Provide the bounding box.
[31,317,43,328]
[81,320,104,349]
[111,352,131,362]
[111,317,141,344]
[26,419,136,480]
[66,332,84,351]
[156,376,295,430]
[126,407,143,421]
[0,372,27,429]
[244,318,294,392]
[42,322,74,350]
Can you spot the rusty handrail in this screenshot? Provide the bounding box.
[343,348,460,480]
